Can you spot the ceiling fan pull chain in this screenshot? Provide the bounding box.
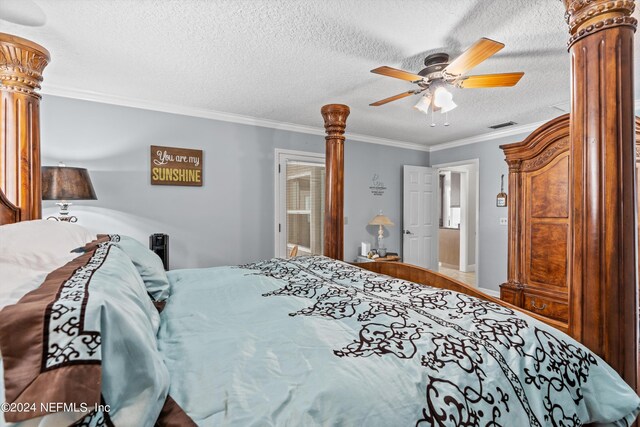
[444,112,450,127]
[430,109,436,127]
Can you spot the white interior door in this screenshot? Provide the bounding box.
[403,165,438,269]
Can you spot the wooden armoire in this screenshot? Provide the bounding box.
[499,114,640,325]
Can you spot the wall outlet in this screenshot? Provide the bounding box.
[499,217,508,226]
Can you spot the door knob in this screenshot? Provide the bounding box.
[404,230,412,235]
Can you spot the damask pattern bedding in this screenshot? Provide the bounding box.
[158,256,640,426]
[0,238,171,426]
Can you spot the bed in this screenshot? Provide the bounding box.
[0,228,638,426]
[1,0,639,425]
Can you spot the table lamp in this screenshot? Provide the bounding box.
[42,163,97,222]
[369,211,394,250]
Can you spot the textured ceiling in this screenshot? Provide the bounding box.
[2,0,639,146]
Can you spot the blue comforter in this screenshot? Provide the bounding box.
[157,256,640,426]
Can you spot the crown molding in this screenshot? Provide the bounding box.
[344,131,429,152]
[429,99,640,153]
[428,120,549,152]
[40,85,430,152]
[38,86,640,155]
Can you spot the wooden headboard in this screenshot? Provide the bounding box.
[0,190,20,224]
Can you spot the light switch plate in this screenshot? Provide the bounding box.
[344,216,348,225]
[499,217,508,226]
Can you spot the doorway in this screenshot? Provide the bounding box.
[432,159,479,287]
[274,149,325,258]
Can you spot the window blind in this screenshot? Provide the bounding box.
[285,162,325,257]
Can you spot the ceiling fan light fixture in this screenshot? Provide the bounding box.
[440,100,457,114]
[369,38,524,112]
[434,87,457,113]
[413,92,432,114]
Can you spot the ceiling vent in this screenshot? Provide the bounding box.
[489,121,517,130]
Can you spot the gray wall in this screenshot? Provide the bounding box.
[40,95,429,269]
[344,143,428,261]
[431,109,640,292]
[429,134,528,292]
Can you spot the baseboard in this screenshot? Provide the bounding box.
[465,264,476,272]
[478,287,500,298]
[439,262,459,270]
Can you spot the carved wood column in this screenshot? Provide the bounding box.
[0,33,50,220]
[321,104,350,260]
[563,1,638,389]
[503,159,524,304]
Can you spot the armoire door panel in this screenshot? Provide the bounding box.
[528,222,569,289]
[529,154,570,219]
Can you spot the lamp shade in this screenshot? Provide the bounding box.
[433,87,457,113]
[413,92,432,114]
[369,214,394,226]
[42,166,97,200]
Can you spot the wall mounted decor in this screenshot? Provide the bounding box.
[150,145,203,186]
[369,174,387,196]
[496,174,507,207]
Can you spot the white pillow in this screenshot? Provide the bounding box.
[0,220,96,271]
[0,262,48,310]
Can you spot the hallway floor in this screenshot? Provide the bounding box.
[438,265,476,287]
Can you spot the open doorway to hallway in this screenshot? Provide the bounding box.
[433,159,479,287]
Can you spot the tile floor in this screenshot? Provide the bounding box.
[438,265,476,287]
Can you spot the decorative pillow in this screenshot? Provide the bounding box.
[0,241,169,425]
[0,220,95,271]
[112,235,170,302]
[83,234,170,303]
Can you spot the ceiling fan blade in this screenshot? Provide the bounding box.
[457,72,524,88]
[443,38,504,77]
[371,66,424,82]
[370,91,416,106]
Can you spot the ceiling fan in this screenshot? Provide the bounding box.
[369,38,524,115]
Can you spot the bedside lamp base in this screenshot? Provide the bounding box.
[46,201,78,223]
